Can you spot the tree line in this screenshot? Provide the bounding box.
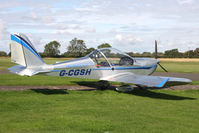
[40,38,112,57]
[1,38,199,58]
[127,48,199,58]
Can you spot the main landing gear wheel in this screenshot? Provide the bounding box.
[115,85,134,92]
[96,80,110,90]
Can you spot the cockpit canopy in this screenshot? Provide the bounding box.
[88,48,134,67]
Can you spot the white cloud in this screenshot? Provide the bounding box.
[56,25,83,34]
[25,33,44,52]
[75,5,99,12]
[0,20,8,40]
[0,19,9,52]
[30,13,38,20]
[115,34,143,44]
[1,0,199,53]
[86,27,96,33]
[177,0,194,4]
[41,16,54,24]
[113,34,144,52]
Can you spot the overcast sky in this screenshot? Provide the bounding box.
[0,0,199,53]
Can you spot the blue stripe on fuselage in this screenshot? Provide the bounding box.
[92,65,157,70]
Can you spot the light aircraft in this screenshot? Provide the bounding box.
[9,33,192,91]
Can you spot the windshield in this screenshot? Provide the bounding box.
[89,50,110,67]
[89,48,134,67]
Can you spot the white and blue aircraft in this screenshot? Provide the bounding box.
[9,33,191,90]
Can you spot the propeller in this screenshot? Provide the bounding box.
[155,40,168,73]
[158,62,168,72]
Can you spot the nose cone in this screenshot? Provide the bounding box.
[146,58,159,66]
[148,58,158,75]
[156,59,160,64]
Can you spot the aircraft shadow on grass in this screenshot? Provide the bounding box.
[73,81,196,100]
[29,81,196,100]
[125,90,196,100]
[31,89,68,95]
[165,82,189,87]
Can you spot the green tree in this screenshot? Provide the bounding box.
[86,47,95,55]
[152,52,164,58]
[0,51,7,56]
[164,49,183,58]
[63,51,73,57]
[97,43,112,49]
[142,52,152,57]
[38,52,45,57]
[184,50,194,58]
[67,38,87,57]
[194,48,199,57]
[43,41,60,57]
[126,52,134,57]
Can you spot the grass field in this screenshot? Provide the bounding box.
[1,73,199,86]
[159,58,199,62]
[156,61,199,73]
[1,57,199,86]
[1,57,199,133]
[0,74,99,86]
[1,57,199,73]
[0,89,199,133]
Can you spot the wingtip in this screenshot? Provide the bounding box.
[185,79,192,83]
[156,77,169,88]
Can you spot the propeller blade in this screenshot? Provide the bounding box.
[154,40,168,72]
[155,40,158,59]
[158,62,168,73]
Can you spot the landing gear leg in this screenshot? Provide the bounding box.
[136,85,146,89]
[96,80,110,90]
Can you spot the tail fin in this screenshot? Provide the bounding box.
[10,33,45,67]
[9,33,53,76]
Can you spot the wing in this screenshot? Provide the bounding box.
[101,72,192,88]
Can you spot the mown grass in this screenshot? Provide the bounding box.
[0,75,198,87]
[1,57,199,73]
[156,61,199,73]
[0,74,97,86]
[1,57,199,86]
[0,74,124,86]
[0,89,199,133]
[1,74,199,86]
[1,57,199,133]
[0,57,15,70]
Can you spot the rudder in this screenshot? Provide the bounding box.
[10,33,45,67]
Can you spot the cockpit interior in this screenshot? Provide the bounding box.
[89,48,134,67]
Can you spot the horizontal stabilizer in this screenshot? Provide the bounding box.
[8,65,52,76]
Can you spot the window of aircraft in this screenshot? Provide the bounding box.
[99,48,134,66]
[89,48,134,67]
[89,50,110,67]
